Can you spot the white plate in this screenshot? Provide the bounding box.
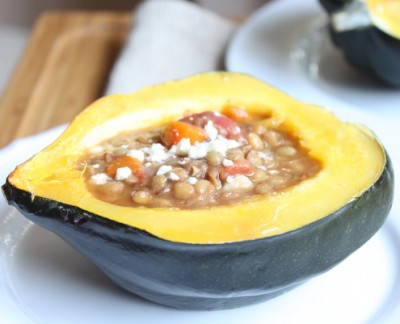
[1,120,400,323]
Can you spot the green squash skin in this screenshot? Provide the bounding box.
[1,158,394,310]
[319,0,400,87]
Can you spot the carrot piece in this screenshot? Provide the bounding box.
[222,106,251,122]
[107,156,143,178]
[161,121,207,147]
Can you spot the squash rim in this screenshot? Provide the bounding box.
[5,72,388,243]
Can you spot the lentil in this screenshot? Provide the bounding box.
[248,132,264,150]
[171,167,189,182]
[226,148,244,161]
[276,146,298,157]
[206,151,224,165]
[173,182,196,200]
[194,179,215,195]
[246,150,263,166]
[250,169,269,182]
[132,190,152,205]
[151,175,168,193]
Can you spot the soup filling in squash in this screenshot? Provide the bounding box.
[79,108,321,209]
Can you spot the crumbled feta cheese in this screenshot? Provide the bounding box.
[92,164,100,169]
[208,136,242,156]
[115,167,132,180]
[175,138,192,155]
[150,143,164,151]
[127,149,145,162]
[207,138,227,154]
[187,177,198,185]
[91,173,110,185]
[223,175,254,191]
[157,165,173,175]
[168,172,180,181]
[145,143,174,163]
[205,121,218,141]
[222,159,234,167]
[160,133,243,161]
[169,145,177,154]
[188,143,208,159]
[226,138,242,150]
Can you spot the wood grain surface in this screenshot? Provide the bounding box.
[0,11,131,148]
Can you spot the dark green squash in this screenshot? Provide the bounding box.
[1,72,394,309]
[320,0,400,87]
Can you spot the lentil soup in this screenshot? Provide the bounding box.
[78,109,321,208]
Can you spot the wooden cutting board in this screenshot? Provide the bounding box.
[0,11,132,148]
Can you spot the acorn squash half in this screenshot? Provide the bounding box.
[2,72,394,309]
[319,0,400,86]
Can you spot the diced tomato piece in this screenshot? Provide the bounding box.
[107,156,144,180]
[180,111,246,141]
[220,159,254,180]
[222,106,251,122]
[161,121,207,148]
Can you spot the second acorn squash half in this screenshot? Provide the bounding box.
[4,72,389,244]
[319,0,400,86]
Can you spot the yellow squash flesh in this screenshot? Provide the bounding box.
[8,73,385,244]
[366,0,400,39]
